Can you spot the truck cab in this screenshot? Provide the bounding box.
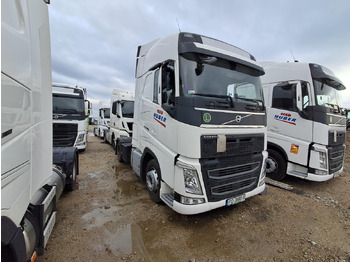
[2,1,78,260]
[129,32,268,215]
[94,102,110,138]
[261,62,347,181]
[110,89,134,150]
[52,84,91,150]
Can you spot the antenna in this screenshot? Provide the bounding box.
[176,18,181,33]
[290,50,298,62]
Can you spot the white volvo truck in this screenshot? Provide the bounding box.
[2,0,79,261]
[261,62,347,181]
[53,84,91,150]
[93,101,110,139]
[119,32,268,215]
[109,88,134,154]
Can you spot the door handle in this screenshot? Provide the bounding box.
[269,126,279,133]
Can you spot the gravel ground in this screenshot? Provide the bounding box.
[38,127,350,262]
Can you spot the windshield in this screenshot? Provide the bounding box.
[121,101,134,118]
[313,79,344,107]
[179,53,264,104]
[103,108,110,118]
[53,95,85,115]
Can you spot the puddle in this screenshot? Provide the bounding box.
[105,224,133,255]
[104,223,149,257]
[82,205,120,230]
[113,166,147,203]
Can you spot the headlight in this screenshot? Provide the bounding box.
[177,160,203,195]
[183,168,202,195]
[76,133,85,145]
[261,159,267,180]
[319,151,327,169]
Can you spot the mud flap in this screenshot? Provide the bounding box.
[53,147,79,188]
[119,137,132,163]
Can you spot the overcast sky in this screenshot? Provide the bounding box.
[49,0,350,115]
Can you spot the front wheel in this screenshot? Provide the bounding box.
[266,149,287,181]
[145,159,161,203]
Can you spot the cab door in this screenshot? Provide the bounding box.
[267,81,312,166]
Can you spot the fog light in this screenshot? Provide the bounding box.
[315,169,327,176]
[180,196,205,205]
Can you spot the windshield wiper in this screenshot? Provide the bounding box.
[192,93,234,108]
[65,109,79,113]
[236,97,263,105]
[235,97,264,110]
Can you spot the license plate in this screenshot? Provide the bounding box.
[334,171,339,178]
[226,194,246,206]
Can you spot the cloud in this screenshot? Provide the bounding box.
[49,0,350,108]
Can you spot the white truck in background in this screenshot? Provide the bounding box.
[1,0,79,261]
[93,101,110,138]
[109,89,134,155]
[53,84,91,151]
[261,62,347,181]
[118,32,268,215]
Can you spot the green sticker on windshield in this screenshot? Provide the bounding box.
[203,113,211,123]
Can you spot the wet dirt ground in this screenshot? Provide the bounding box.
[38,127,350,262]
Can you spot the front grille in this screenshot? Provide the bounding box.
[200,154,262,202]
[328,144,345,174]
[200,134,264,202]
[53,123,78,147]
[328,131,346,145]
[201,133,264,158]
[208,162,261,180]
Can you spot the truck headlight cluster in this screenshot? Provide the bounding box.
[176,160,203,195]
[76,133,85,145]
[183,168,202,195]
[319,151,327,169]
[259,160,267,187]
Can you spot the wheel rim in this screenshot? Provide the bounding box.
[146,168,159,192]
[266,157,278,174]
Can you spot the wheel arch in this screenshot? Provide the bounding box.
[267,142,288,162]
[140,148,159,183]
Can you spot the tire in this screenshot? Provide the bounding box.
[266,148,287,181]
[65,154,78,191]
[145,159,162,203]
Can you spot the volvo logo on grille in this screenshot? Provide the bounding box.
[222,114,251,125]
